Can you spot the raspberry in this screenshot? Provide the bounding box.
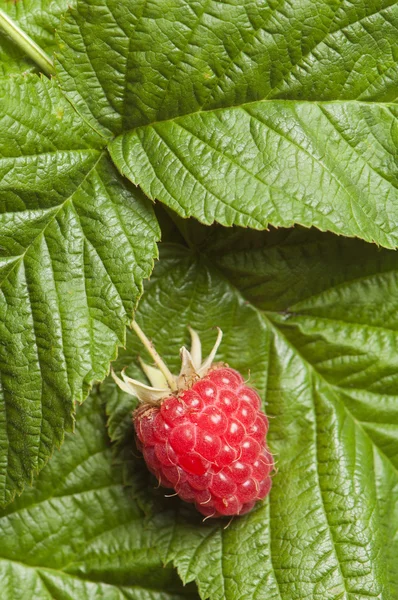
[112,325,273,518]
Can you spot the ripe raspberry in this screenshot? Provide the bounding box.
[112,325,273,518]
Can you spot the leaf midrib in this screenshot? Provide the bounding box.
[49,66,398,150]
[112,98,397,140]
[0,147,99,163]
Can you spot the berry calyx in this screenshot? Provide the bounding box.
[112,324,273,518]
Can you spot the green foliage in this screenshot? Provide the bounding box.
[56,0,398,131]
[0,391,200,600]
[104,234,398,600]
[56,0,398,244]
[110,101,398,243]
[0,0,397,597]
[0,76,159,504]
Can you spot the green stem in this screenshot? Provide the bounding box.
[131,321,177,392]
[0,9,55,76]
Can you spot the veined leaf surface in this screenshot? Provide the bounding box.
[54,0,398,246]
[105,232,398,600]
[0,392,200,600]
[0,76,159,505]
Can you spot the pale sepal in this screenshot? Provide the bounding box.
[111,368,169,404]
[111,368,138,396]
[197,328,223,377]
[188,327,202,370]
[139,358,170,389]
[177,346,199,390]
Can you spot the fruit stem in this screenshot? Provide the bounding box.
[0,9,55,76]
[132,321,177,392]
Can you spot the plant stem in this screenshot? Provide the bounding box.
[0,9,55,76]
[131,321,177,392]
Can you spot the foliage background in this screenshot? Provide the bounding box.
[0,0,397,598]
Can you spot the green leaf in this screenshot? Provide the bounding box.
[56,0,398,246]
[0,391,200,600]
[0,0,71,75]
[109,100,398,245]
[104,235,397,600]
[56,0,398,131]
[0,76,159,506]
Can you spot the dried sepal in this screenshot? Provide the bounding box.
[139,358,170,389]
[188,326,202,370]
[113,326,224,404]
[177,346,199,390]
[197,328,223,377]
[111,368,168,405]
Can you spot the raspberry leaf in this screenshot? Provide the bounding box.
[0,2,397,594]
[104,238,397,600]
[109,101,398,246]
[55,0,398,246]
[1,0,397,507]
[0,76,159,506]
[0,391,200,600]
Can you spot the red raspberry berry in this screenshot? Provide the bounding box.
[112,326,273,518]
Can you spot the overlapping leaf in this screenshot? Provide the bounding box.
[110,101,398,244]
[0,76,159,505]
[104,233,398,600]
[0,391,200,600]
[55,0,398,246]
